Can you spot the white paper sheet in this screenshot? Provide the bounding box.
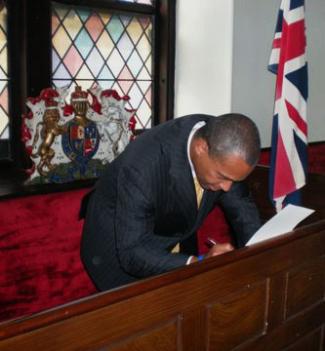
[245,204,315,246]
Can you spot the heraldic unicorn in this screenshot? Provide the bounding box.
[22,86,136,183]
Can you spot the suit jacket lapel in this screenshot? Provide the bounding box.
[167,124,197,230]
[169,153,197,230]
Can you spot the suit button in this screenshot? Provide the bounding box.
[92,256,102,265]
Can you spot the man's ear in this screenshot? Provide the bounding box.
[196,138,209,155]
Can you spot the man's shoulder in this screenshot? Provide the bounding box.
[168,114,213,126]
[142,114,212,139]
[118,114,214,164]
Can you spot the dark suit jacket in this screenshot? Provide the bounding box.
[80,114,261,290]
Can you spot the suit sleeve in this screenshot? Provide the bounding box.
[115,166,189,278]
[218,181,262,248]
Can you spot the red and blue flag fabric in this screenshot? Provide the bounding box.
[268,0,308,212]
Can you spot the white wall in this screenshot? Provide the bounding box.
[174,0,234,117]
[306,0,325,142]
[231,0,280,147]
[175,0,325,147]
[232,0,325,147]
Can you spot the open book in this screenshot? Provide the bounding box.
[246,204,315,246]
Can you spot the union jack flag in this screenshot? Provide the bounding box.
[268,0,308,212]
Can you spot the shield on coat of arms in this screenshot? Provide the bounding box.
[62,120,99,162]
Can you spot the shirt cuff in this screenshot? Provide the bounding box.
[186,256,193,265]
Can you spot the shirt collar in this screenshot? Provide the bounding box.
[187,121,206,178]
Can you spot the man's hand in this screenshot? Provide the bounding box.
[205,242,234,258]
[188,242,234,264]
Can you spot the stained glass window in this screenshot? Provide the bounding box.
[52,2,153,129]
[0,5,8,140]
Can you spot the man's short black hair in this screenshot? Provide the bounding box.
[195,113,261,166]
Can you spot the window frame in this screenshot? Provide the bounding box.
[0,0,176,198]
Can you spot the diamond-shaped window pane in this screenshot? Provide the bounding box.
[51,3,153,129]
[61,10,83,40]
[106,15,124,43]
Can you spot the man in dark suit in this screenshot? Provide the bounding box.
[80,113,261,291]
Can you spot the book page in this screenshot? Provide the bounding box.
[246,204,315,246]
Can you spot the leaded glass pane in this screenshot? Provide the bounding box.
[52,2,153,129]
[0,5,8,140]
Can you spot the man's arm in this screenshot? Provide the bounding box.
[218,181,262,247]
[115,167,190,278]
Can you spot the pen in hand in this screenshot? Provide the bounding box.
[205,237,234,257]
[205,237,218,248]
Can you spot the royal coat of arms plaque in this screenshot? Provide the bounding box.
[22,86,136,184]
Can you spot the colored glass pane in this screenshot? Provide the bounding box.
[52,50,60,72]
[136,98,152,128]
[98,12,111,26]
[52,26,71,57]
[86,47,105,76]
[75,64,93,79]
[0,66,6,80]
[54,5,69,20]
[137,65,151,81]
[145,86,152,105]
[85,13,104,42]
[97,80,114,90]
[117,33,133,60]
[128,83,143,107]
[0,27,6,51]
[106,48,124,76]
[53,63,72,80]
[0,5,8,140]
[136,34,151,62]
[96,31,114,59]
[106,15,124,43]
[98,66,114,81]
[120,15,132,27]
[64,46,83,76]
[0,46,7,73]
[118,79,133,95]
[127,50,143,77]
[61,10,83,40]
[127,19,143,44]
[119,65,134,80]
[0,108,8,138]
[137,80,151,96]
[52,14,60,34]
[74,28,93,58]
[0,83,8,111]
[145,55,152,74]
[52,3,153,129]
[76,8,91,23]
[139,16,151,30]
